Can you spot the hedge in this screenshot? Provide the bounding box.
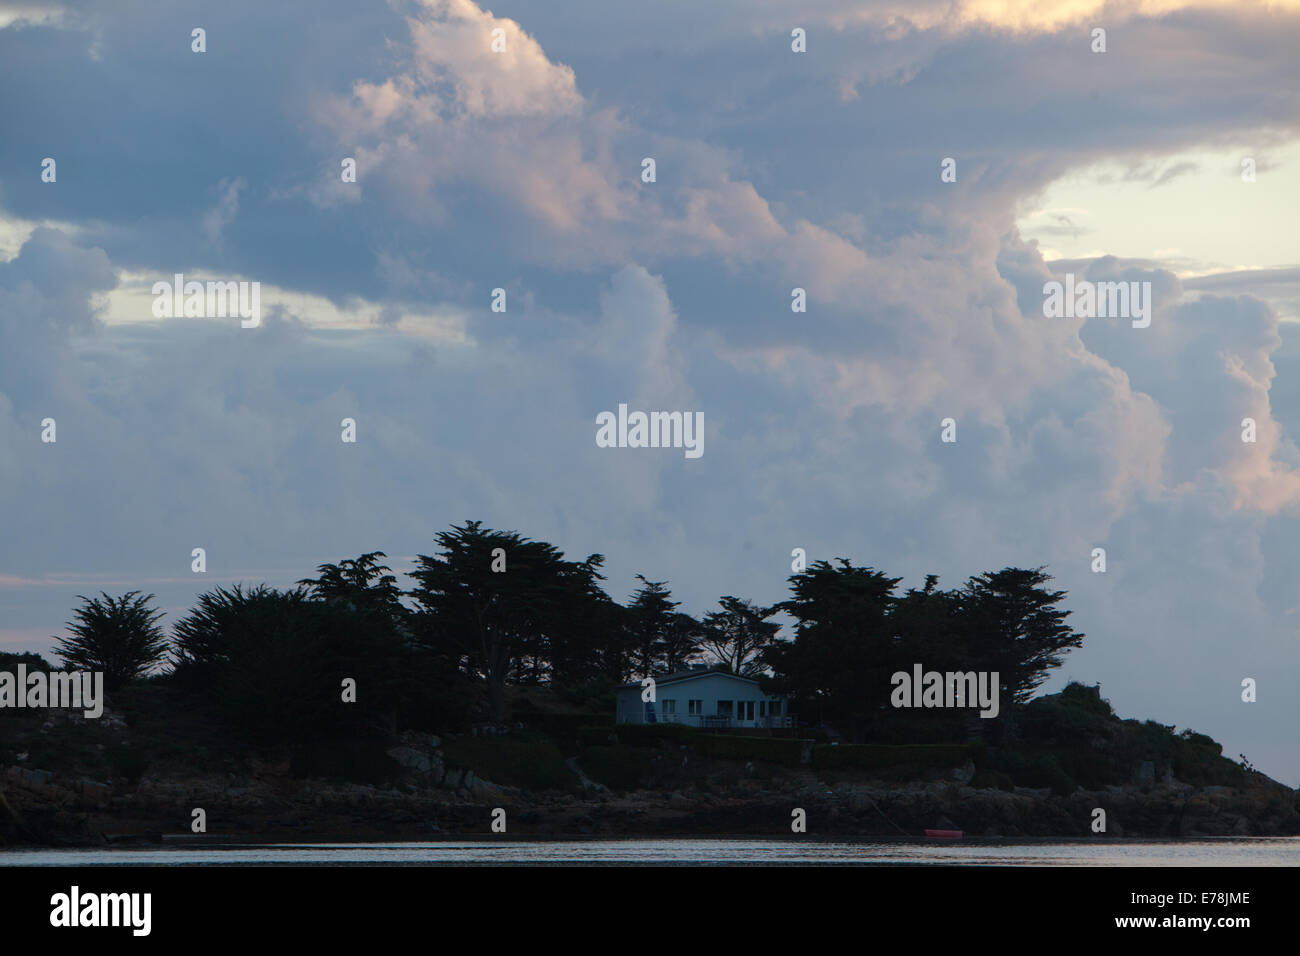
[693,735,805,766]
[811,743,982,772]
[613,723,701,747]
[520,712,607,737]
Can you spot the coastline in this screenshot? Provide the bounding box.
[5,765,1297,849]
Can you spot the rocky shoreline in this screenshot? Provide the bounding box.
[4,757,1297,848]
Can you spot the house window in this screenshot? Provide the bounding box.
[689,700,703,715]
[768,699,781,716]
[741,701,754,721]
[717,700,734,717]
[662,699,676,714]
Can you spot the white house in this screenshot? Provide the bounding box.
[616,667,792,729]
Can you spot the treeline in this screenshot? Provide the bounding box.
[11,521,1084,747]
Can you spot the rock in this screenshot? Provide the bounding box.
[387,746,433,774]
[76,779,110,797]
[1014,786,1051,798]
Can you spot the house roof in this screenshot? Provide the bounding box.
[617,670,767,691]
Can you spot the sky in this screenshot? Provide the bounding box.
[1,0,1298,783]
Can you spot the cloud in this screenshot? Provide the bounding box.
[201,177,246,249]
[309,0,627,244]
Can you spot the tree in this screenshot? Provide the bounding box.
[764,560,902,740]
[661,611,704,674]
[959,567,1084,737]
[700,596,780,677]
[885,574,972,741]
[546,555,625,686]
[0,651,53,673]
[625,575,679,677]
[890,574,968,669]
[170,583,419,742]
[170,584,295,681]
[54,592,169,692]
[299,551,405,619]
[407,521,610,724]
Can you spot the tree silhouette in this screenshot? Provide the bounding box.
[765,559,902,739]
[959,567,1084,735]
[625,575,679,677]
[661,611,704,674]
[407,521,611,724]
[299,551,405,618]
[54,591,168,692]
[700,596,779,677]
[171,583,419,742]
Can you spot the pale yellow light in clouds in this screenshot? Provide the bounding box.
[0,216,86,260]
[98,270,471,344]
[953,0,1300,31]
[0,5,64,30]
[801,0,1300,32]
[1016,140,1300,274]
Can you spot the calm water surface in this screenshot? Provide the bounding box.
[3,838,1298,866]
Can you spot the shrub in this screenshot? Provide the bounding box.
[1057,749,1123,789]
[579,746,649,791]
[289,738,401,785]
[970,769,1015,791]
[0,651,52,672]
[106,744,151,783]
[441,732,579,791]
[693,735,804,766]
[812,743,982,772]
[1019,754,1076,796]
[521,713,602,738]
[578,726,617,747]
[614,723,700,747]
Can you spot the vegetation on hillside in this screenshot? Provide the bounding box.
[0,522,1284,805]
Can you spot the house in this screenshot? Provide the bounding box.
[616,666,793,729]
